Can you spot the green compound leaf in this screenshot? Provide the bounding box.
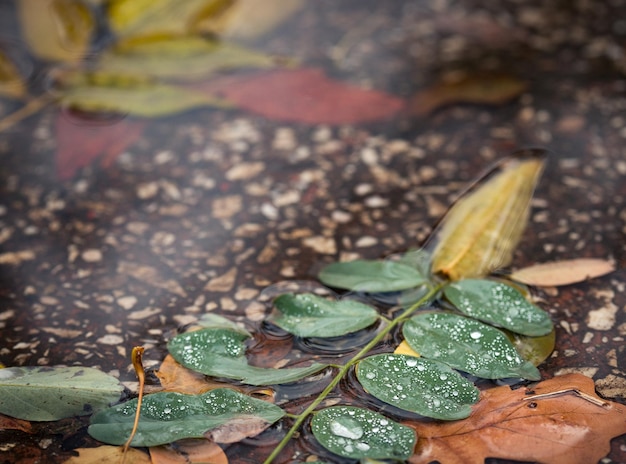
[311,406,416,460]
[443,279,553,336]
[403,312,541,380]
[318,259,427,293]
[357,354,479,420]
[167,328,327,385]
[0,366,123,421]
[88,388,284,446]
[269,293,379,337]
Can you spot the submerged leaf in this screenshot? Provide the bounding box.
[505,328,555,366]
[409,72,527,117]
[0,49,26,99]
[357,354,479,420]
[149,439,228,464]
[55,70,231,117]
[88,388,284,447]
[444,279,553,336]
[407,374,626,464]
[98,35,280,82]
[167,327,327,385]
[312,406,416,460]
[194,68,405,124]
[430,149,546,281]
[65,446,151,464]
[17,0,94,63]
[318,259,427,293]
[0,366,123,421]
[403,312,540,380]
[270,293,379,337]
[509,258,616,287]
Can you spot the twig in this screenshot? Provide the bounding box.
[523,388,609,408]
[0,95,56,133]
[122,346,146,464]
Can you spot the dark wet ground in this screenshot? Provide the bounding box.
[1,0,625,463]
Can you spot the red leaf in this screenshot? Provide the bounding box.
[194,68,405,124]
[55,113,146,180]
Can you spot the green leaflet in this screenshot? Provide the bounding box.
[167,327,327,385]
[98,36,280,82]
[357,354,479,420]
[318,259,427,293]
[0,366,123,421]
[430,149,546,281]
[311,406,416,460]
[56,70,231,117]
[444,279,553,336]
[88,388,284,446]
[269,293,379,337]
[403,312,541,380]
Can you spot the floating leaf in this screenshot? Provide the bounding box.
[509,258,616,287]
[17,0,94,63]
[430,149,546,281]
[409,72,527,117]
[98,35,280,82]
[194,68,405,124]
[149,439,228,464]
[318,260,427,293]
[506,328,555,366]
[443,279,553,336]
[403,313,540,380]
[0,366,123,421]
[55,70,231,117]
[270,293,379,337]
[167,328,327,385]
[88,388,284,447]
[407,374,626,464]
[107,0,215,38]
[0,49,26,99]
[357,354,479,420]
[54,113,146,180]
[65,446,151,464]
[311,406,416,460]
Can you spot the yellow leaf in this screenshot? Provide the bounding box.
[394,340,420,357]
[98,35,281,82]
[64,446,150,463]
[107,0,219,38]
[509,258,616,287]
[17,0,94,63]
[0,49,27,99]
[430,149,546,281]
[193,0,305,40]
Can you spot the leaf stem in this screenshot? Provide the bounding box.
[262,283,444,464]
[0,95,56,133]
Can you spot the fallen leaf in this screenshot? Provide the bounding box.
[0,413,32,433]
[0,49,26,99]
[17,0,94,63]
[205,415,273,443]
[98,35,281,82]
[65,445,151,463]
[406,373,626,464]
[118,261,187,297]
[194,68,405,124]
[55,113,146,180]
[409,72,527,117]
[149,439,228,464]
[509,258,616,287]
[429,149,546,281]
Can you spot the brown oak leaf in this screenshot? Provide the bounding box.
[406,373,626,464]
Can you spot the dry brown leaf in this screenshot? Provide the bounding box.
[118,261,187,297]
[0,413,32,433]
[430,149,546,281]
[509,258,616,287]
[409,72,527,117]
[149,439,228,464]
[407,373,626,464]
[65,445,150,463]
[205,415,271,443]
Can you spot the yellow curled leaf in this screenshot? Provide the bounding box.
[17,0,94,63]
[430,149,547,281]
[107,0,217,38]
[55,69,232,117]
[0,49,26,99]
[98,35,280,82]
